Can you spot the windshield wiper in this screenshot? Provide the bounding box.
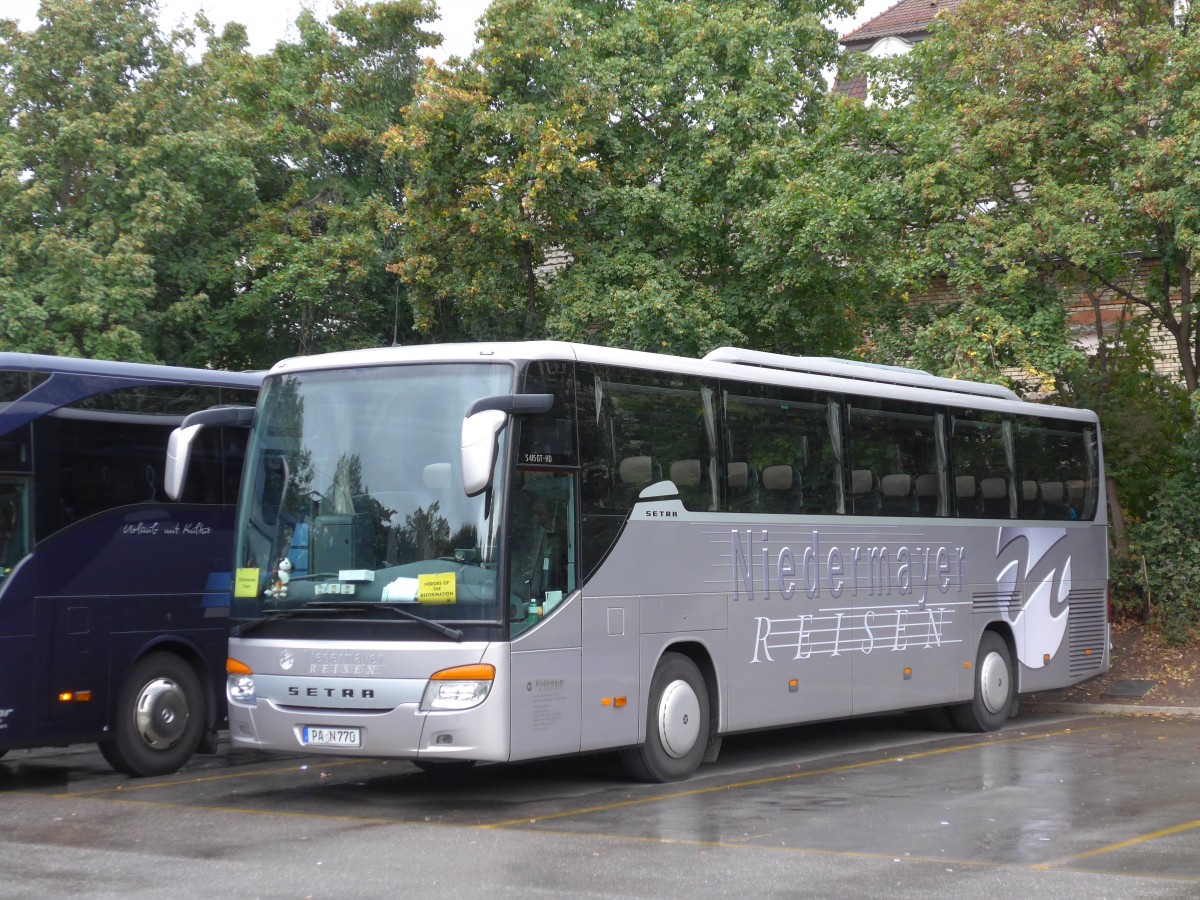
[233,602,465,641]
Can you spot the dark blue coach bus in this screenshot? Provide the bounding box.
[0,353,261,776]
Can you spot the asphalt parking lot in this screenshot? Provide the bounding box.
[2,711,1198,899]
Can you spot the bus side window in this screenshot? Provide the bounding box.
[180,425,249,505]
[846,399,944,518]
[950,414,1015,520]
[518,361,577,469]
[584,366,716,514]
[1016,420,1099,521]
[509,471,575,633]
[575,367,620,581]
[575,364,717,578]
[722,386,840,515]
[0,479,30,575]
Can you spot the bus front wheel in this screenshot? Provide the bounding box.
[99,652,205,777]
[620,652,709,783]
[950,632,1014,732]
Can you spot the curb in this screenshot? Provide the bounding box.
[1023,700,1200,718]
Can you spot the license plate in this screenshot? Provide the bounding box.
[302,726,361,748]
[315,583,355,596]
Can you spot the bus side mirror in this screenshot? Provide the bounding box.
[462,410,508,497]
[165,424,202,501]
[164,405,256,501]
[460,394,554,497]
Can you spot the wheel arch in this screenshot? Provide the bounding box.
[114,637,219,738]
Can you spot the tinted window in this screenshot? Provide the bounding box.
[517,360,577,468]
[1016,420,1100,521]
[21,383,259,538]
[0,423,32,474]
[35,415,176,538]
[846,398,945,517]
[579,366,717,513]
[722,386,844,515]
[576,364,717,578]
[951,414,1016,519]
[0,477,30,577]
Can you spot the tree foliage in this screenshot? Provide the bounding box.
[0,0,258,364]
[2,0,1198,451]
[389,0,860,356]
[0,0,438,368]
[1122,394,1200,642]
[1059,318,1191,522]
[857,0,1200,388]
[223,1,440,366]
[386,0,601,342]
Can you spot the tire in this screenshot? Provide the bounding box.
[620,652,710,783]
[99,652,205,777]
[950,631,1014,733]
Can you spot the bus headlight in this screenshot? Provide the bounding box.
[227,657,256,706]
[420,664,495,711]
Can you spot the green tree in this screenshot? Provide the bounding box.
[386,0,600,342]
[221,1,439,366]
[1061,319,1191,521]
[1126,393,1200,641]
[0,0,259,364]
[390,0,857,355]
[868,0,1200,389]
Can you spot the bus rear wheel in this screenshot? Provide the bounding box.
[99,652,205,777]
[620,652,710,783]
[950,632,1014,732]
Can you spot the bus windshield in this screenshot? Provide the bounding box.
[232,362,514,623]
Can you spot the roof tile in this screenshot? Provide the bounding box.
[841,0,965,44]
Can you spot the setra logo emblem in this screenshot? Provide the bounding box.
[279,650,295,671]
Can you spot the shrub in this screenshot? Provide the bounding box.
[1126,395,1200,644]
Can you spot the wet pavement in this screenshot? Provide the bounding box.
[2,711,1199,898]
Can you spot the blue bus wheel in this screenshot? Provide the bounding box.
[620,652,710,783]
[99,652,205,777]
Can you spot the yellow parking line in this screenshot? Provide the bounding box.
[1034,819,1200,870]
[482,724,1103,830]
[516,824,1002,869]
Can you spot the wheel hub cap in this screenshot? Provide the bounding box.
[979,650,1010,715]
[134,677,189,749]
[657,679,701,759]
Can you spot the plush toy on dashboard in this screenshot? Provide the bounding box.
[265,557,293,600]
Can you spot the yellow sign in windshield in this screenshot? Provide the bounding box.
[234,567,260,599]
[417,572,457,604]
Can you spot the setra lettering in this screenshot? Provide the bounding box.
[288,686,376,699]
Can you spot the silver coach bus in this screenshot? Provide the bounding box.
[167,342,1108,782]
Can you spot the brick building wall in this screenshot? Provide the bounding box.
[908,258,1184,382]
